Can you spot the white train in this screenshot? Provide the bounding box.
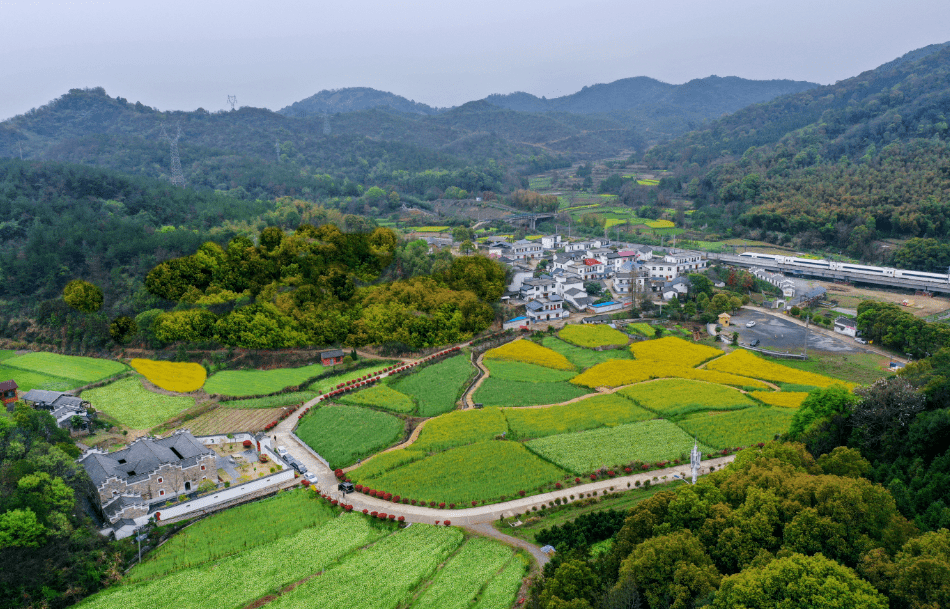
[737,252,950,285]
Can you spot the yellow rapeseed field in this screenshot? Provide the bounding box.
[570,360,769,390]
[706,350,853,389]
[629,336,724,368]
[484,340,574,371]
[749,391,809,408]
[130,359,207,393]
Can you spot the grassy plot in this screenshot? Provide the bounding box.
[392,355,474,417]
[266,525,464,609]
[204,363,324,396]
[484,340,575,371]
[526,419,715,474]
[675,407,795,449]
[559,324,629,349]
[340,385,415,414]
[355,441,568,505]
[5,352,127,384]
[474,377,589,407]
[82,377,194,429]
[763,352,887,385]
[483,359,577,383]
[296,405,404,468]
[221,391,317,409]
[414,407,508,452]
[541,336,632,370]
[129,490,336,582]
[0,364,80,393]
[412,537,515,609]
[78,515,384,609]
[352,448,427,481]
[0,350,17,361]
[504,394,654,440]
[619,379,755,418]
[706,349,852,389]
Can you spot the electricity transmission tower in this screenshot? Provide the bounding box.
[323,111,331,135]
[227,95,237,111]
[275,138,281,163]
[160,123,186,187]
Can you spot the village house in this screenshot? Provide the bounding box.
[0,380,18,411]
[78,430,217,525]
[541,235,562,249]
[20,389,93,429]
[833,317,857,337]
[525,295,568,322]
[511,239,543,260]
[647,251,706,280]
[578,258,607,281]
[520,277,558,300]
[318,349,345,366]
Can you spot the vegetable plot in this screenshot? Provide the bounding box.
[526,419,714,474]
[297,405,404,468]
[340,384,416,414]
[484,340,575,371]
[204,363,325,396]
[559,324,629,349]
[619,379,755,418]
[82,377,194,429]
[504,394,654,439]
[5,351,127,384]
[392,354,474,416]
[412,537,515,609]
[749,391,809,408]
[676,407,796,449]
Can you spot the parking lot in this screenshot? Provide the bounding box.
[725,310,866,354]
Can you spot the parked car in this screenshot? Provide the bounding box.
[746,321,756,328]
[276,445,288,457]
[749,339,760,347]
[304,472,318,485]
[855,337,868,344]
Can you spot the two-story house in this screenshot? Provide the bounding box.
[511,239,543,260]
[579,258,607,281]
[519,277,558,300]
[79,430,217,525]
[1,380,18,412]
[541,235,562,250]
[647,251,706,280]
[525,294,568,322]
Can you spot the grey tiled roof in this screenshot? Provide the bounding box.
[79,432,213,488]
[21,389,84,410]
[103,494,147,519]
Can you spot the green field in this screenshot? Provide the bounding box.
[541,337,632,369]
[4,352,127,384]
[414,407,508,452]
[296,405,405,468]
[619,379,756,418]
[354,441,568,505]
[473,377,588,407]
[78,514,386,609]
[675,407,796,449]
[483,359,577,383]
[559,324,629,348]
[763,352,888,385]
[391,355,474,416]
[411,537,517,609]
[0,364,81,393]
[0,350,17,361]
[526,419,714,474]
[204,363,324,396]
[129,490,336,582]
[220,391,317,409]
[339,384,415,414]
[82,377,195,429]
[504,394,654,440]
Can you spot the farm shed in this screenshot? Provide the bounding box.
[318,349,345,366]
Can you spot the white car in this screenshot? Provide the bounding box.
[855,337,868,344]
[746,321,756,328]
[276,445,288,457]
[304,472,318,485]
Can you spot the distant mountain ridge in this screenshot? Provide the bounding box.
[484,75,819,115]
[279,87,439,117]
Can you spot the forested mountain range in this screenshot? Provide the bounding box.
[643,41,950,261]
[279,87,440,116]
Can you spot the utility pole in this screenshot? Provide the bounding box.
[804,314,809,358]
[323,111,331,136]
[18,141,23,160]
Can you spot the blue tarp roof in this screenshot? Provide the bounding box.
[506,316,528,322]
[591,301,617,308]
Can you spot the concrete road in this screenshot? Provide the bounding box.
[725,309,863,354]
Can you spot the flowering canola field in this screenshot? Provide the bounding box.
[749,391,809,408]
[570,359,769,390]
[559,324,629,348]
[619,379,755,418]
[504,394,654,439]
[484,340,575,371]
[629,336,722,367]
[706,349,852,389]
[130,359,206,393]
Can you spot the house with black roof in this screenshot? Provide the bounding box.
[20,389,92,429]
[78,430,217,524]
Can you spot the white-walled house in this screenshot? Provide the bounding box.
[834,317,857,337]
[526,295,569,322]
[541,235,562,249]
[579,258,607,281]
[511,239,543,260]
[646,251,706,280]
[520,277,558,300]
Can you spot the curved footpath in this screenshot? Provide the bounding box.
[274,410,734,526]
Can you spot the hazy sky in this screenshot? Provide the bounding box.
[2,0,949,120]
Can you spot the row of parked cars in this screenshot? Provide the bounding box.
[276,445,318,484]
